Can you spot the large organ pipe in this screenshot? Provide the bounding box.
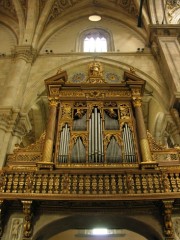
[91,112,94,162]
[89,119,91,161]
[128,127,136,162]
[101,116,104,160]
[94,108,98,162]
[98,112,101,162]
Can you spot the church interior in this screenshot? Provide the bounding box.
[0,0,180,239]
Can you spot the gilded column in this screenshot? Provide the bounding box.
[132,95,153,164]
[41,97,59,165]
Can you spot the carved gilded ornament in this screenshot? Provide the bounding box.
[50,88,60,95]
[59,90,85,98]
[163,200,174,238]
[88,62,103,78]
[48,97,59,106]
[85,91,105,99]
[61,103,72,120]
[22,200,33,238]
[71,132,88,146]
[119,104,131,119]
[162,174,170,192]
[132,96,142,107]
[61,174,70,194]
[87,102,104,116]
[106,90,131,97]
[104,132,122,152]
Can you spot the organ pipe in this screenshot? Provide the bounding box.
[89,107,104,163]
[59,124,70,163]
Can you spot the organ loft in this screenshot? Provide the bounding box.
[0,62,180,240]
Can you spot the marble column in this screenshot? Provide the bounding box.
[132,96,153,163]
[42,97,58,163]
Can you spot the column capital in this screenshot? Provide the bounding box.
[48,97,59,107]
[11,45,37,63]
[132,96,142,107]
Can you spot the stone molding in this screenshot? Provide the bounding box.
[0,108,32,137]
[11,46,37,63]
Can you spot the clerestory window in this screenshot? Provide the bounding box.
[84,36,107,52]
[77,28,114,52]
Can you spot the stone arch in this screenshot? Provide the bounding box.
[36,3,148,51]
[22,56,169,113]
[33,214,163,240]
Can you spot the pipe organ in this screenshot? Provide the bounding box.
[2,62,180,240]
[56,102,138,165]
[51,62,142,166]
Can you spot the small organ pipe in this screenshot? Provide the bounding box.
[62,124,67,162]
[59,130,63,161]
[65,127,70,162]
[123,125,128,162]
[126,124,132,162]
[125,124,131,158]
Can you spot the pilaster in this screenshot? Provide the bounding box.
[150,25,180,106]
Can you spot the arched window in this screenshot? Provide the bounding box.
[84,35,107,52]
[77,28,114,52]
